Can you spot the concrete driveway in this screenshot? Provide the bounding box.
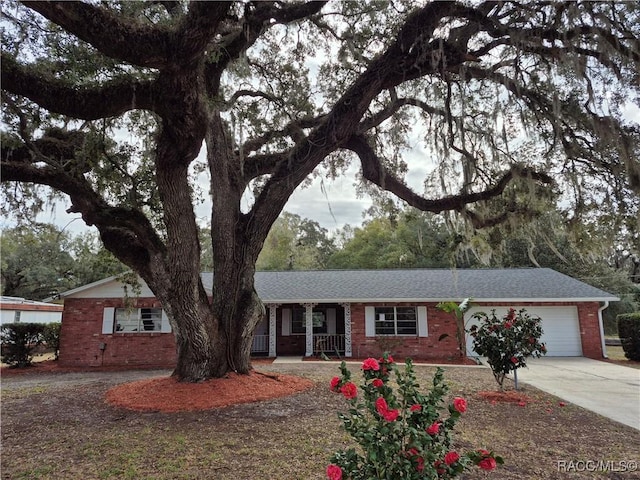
[514,357,640,430]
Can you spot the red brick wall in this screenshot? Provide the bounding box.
[349,303,461,360]
[60,297,605,367]
[576,302,604,359]
[59,298,176,368]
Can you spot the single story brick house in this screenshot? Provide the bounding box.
[52,268,618,368]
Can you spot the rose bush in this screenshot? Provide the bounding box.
[468,308,547,389]
[327,354,502,479]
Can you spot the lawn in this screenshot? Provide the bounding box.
[2,362,638,480]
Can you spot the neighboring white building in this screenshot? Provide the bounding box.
[0,296,63,325]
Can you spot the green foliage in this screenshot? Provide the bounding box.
[468,309,547,390]
[0,323,45,368]
[257,212,336,270]
[328,211,459,269]
[328,354,502,479]
[1,224,75,299]
[42,322,61,360]
[617,313,640,361]
[1,224,125,300]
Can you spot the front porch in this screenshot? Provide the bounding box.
[250,303,352,358]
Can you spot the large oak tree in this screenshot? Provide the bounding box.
[2,1,638,381]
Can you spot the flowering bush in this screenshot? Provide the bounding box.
[468,308,547,389]
[327,354,502,479]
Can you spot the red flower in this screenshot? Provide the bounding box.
[518,401,527,407]
[326,464,343,480]
[383,409,399,422]
[444,451,460,465]
[559,401,567,407]
[478,457,497,471]
[330,376,340,392]
[362,357,380,371]
[375,397,399,421]
[340,382,357,399]
[434,460,446,475]
[511,356,518,364]
[477,449,490,456]
[426,421,440,435]
[504,321,513,329]
[415,456,425,472]
[375,397,388,414]
[410,404,422,412]
[379,354,394,364]
[453,397,467,413]
[372,378,384,388]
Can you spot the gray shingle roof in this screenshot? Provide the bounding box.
[201,268,618,303]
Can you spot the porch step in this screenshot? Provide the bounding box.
[272,356,304,364]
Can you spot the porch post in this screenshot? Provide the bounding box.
[267,304,279,358]
[341,303,352,357]
[303,303,317,357]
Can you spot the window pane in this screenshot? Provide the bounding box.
[312,311,327,333]
[115,308,138,332]
[141,308,162,331]
[291,308,305,334]
[396,321,417,335]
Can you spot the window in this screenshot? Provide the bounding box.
[115,308,162,333]
[291,308,327,334]
[375,306,417,335]
[14,311,21,323]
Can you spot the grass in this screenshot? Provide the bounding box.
[2,362,639,480]
[606,345,640,369]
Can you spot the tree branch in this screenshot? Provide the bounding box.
[23,1,173,69]
[345,134,554,227]
[1,157,165,277]
[1,54,156,120]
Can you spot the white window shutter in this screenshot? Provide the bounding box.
[161,310,172,333]
[365,306,375,337]
[281,308,291,336]
[102,307,115,334]
[417,306,428,337]
[326,308,336,334]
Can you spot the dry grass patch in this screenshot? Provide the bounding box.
[2,363,638,480]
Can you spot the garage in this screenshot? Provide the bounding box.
[465,306,583,357]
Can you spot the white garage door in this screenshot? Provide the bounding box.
[464,306,583,357]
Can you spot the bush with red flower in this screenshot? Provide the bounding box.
[468,308,547,390]
[327,353,502,479]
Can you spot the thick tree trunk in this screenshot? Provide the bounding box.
[166,262,264,381]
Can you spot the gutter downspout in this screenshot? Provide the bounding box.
[598,301,609,359]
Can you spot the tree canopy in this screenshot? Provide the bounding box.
[1,0,639,381]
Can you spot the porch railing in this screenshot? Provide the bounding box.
[251,334,269,353]
[313,334,345,355]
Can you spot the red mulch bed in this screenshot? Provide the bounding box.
[477,390,534,404]
[105,371,314,412]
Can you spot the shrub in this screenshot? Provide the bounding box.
[42,323,62,360]
[468,308,546,390]
[0,323,45,368]
[617,313,640,361]
[327,354,502,479]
